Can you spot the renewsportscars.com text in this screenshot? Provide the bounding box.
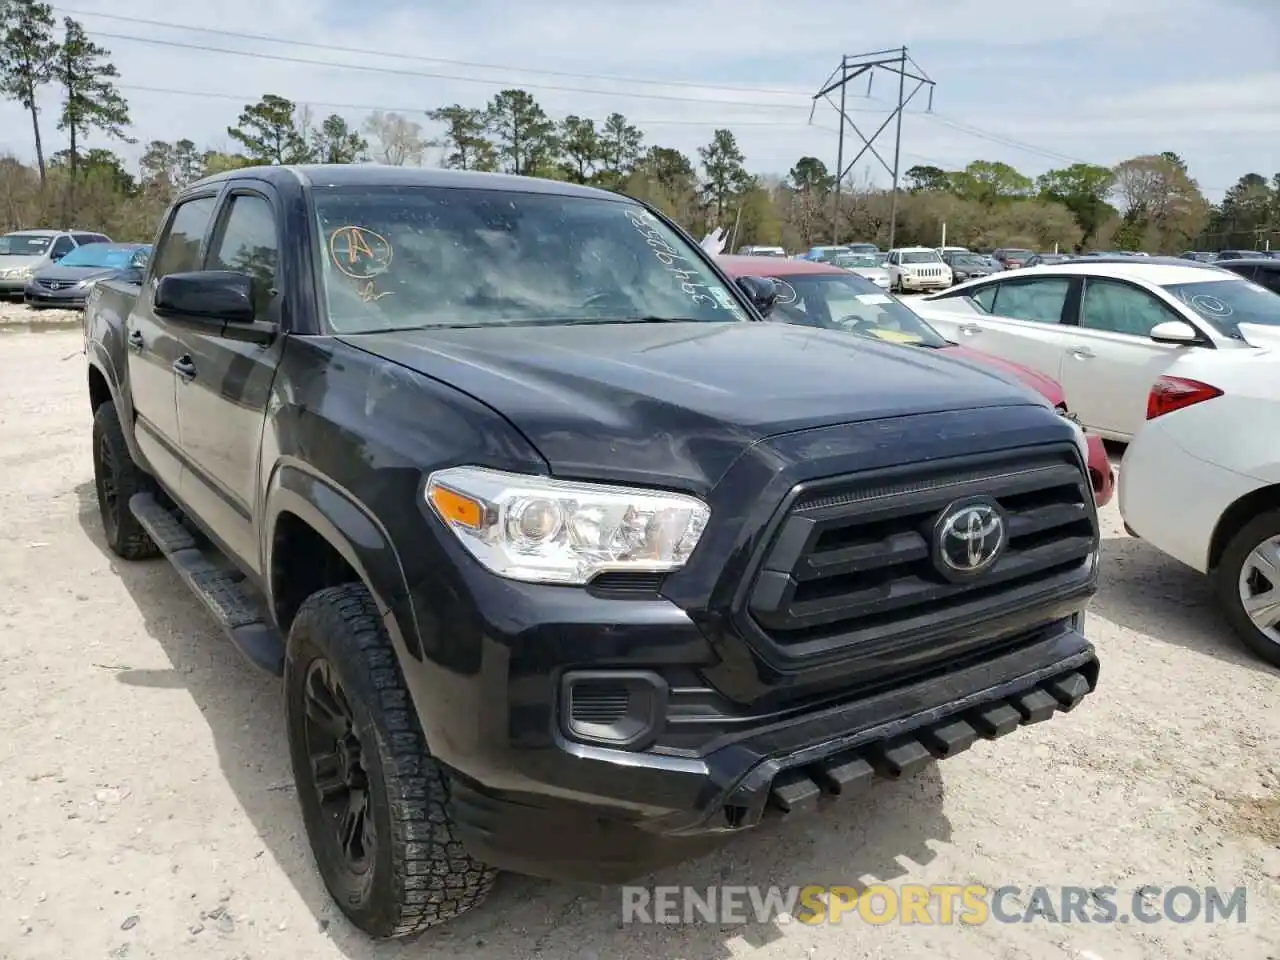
[620,884,1248,926]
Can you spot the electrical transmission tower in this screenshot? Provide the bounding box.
[810,47,936,249]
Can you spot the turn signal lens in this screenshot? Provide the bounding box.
[1146,376,1223,420]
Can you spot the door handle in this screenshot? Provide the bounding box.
[1069,346,1095,359]
[127,329,144,350]
[172,356,197,381]
[958,323,982,335]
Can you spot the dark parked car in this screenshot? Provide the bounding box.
[941,250,998,282]
[25,242,151,308]
[84,164,1101,940]
[1215,257,1280,295]
[1214,249,1263,261]
[992,247,1035,269]
[1179,251,1218,263]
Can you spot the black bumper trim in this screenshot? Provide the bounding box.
[754,664,1096,819]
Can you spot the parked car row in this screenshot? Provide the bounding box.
[0,228,150,308]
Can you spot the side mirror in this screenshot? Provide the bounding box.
[1149,319,1201,345]
[154,270,255,324]
[736,275,778,317]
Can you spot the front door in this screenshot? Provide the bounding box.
[125,194,219,493]
[175,189,285,577]
[1056,276,1202,439]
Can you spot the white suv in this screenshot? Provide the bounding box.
[887,247,953,293]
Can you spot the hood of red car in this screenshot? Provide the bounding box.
[941,344,1065,406]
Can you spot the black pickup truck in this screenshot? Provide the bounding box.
[83,165,1101,940]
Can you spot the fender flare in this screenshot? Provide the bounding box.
[263,461,423,660]
[86,343,147,466]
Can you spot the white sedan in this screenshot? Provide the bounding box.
[908,260,1280,441]
[1119,347,1280,667]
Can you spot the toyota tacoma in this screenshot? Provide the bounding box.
[83,165,1101,940]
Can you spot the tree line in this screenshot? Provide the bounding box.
[2,0,1277,254]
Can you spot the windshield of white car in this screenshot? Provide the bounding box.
[765,273,950,347]
[312,186,751,333]
[1163,278,1280,336]
[0,233,52,256]
[901,251,943,264]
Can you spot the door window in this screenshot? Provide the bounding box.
[153,196,218,279]
[50,235,75,258]
[1079,278,1181,336]
[990,278,1070,324]
[206,194,279,314]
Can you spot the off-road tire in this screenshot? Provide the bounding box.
[284,584,498,939]
[1212,508,1280,669]
[91,401,160,561]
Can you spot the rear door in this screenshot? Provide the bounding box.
[1055,276,1208,438]
[125,192,220,494]
[174,185,286,575]
[928,274,1077,382]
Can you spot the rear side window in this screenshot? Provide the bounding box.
[207,194,280,313]
[152,196,218,279]
[991,278,1069,324]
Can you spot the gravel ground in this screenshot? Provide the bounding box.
[2,323,1278,960]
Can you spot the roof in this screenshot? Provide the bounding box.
[717,254,847,277]
[964,260,1238,287]
[188,163,624,201]
[5,229,60,236]
[891,246,940,253]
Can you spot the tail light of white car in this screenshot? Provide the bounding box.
[1146,376,1224,420]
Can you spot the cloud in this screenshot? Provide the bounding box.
[0,0,1271,201]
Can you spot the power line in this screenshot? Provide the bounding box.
[114,82,831,128]
[56,7,817,99]
[84,28,903,114]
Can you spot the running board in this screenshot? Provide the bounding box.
[129,492,284,676]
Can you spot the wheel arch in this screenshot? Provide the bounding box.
[264,463,422,660]
[1207,483,1280,573]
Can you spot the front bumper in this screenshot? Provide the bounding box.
[0,277,31,295]
[898,275,952,291]
[24,286,88,308]
[438,616,1097,882]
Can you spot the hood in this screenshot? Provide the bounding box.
[340,321,1043,492]
[32,263,121,283]
[940,344,1064,406]
[0,254,44,273]
[1237,323,1280,350]
[850,267,889,280]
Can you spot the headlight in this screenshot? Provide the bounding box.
[424,466,710,585]
[77,278,98,290]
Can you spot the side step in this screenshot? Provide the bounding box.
[129,492,284,676]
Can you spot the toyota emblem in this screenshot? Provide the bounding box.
[933,499,1006,579]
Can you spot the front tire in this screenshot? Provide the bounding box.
[1212,509,1280,668]
[91,401,160,560]
[285,584,497,939]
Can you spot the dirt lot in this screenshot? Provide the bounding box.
[2,316,1278,960]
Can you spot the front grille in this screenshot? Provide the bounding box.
[907,266,946,278]
[36,279,74,290]
[742,444,1096,660]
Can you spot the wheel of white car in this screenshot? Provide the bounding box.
[1213,508,1280,669]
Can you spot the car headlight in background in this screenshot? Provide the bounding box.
[425,466,710,585]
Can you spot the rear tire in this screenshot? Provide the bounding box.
[284,584,497,939]
[1212,509,1280,669]
[91,401,160,561]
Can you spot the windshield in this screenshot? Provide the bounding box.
[311,187,750,332]
[1163,278,1280,337]
[834,253,882,269]
[0,233,52,256]
[950,254,987,266]
[57,245,142,268]
[901,251,942,264]
[764,273,949,347]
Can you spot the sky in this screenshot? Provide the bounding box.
[2,0,1278,202]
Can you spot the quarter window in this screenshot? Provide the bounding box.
[1080,279,1181,337]
[50,235,75,258]
[153,196,218,279]
[991,278,1070,324]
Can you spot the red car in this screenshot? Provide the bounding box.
[717,256,1115,506]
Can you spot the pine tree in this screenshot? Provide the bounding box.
[0,0,60,184]
[54,17,131,184]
